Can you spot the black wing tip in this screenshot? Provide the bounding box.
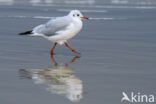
[19,30,32,35]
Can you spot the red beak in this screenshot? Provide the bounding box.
[81,16,89,19]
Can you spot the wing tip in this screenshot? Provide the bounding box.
[19,30,32,35]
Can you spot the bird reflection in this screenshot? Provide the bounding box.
[19,56,83,102]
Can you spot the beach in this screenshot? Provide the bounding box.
[0,0,156,104]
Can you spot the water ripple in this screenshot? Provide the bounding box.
[0,15,126,21]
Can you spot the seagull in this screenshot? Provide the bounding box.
[19,10,88,55]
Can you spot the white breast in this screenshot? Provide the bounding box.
[48,19,83,45]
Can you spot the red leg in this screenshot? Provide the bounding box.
[50,55,57,66]
[51,43,57,56]
[64,42,80,55]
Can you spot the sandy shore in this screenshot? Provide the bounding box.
[0,3,156,104]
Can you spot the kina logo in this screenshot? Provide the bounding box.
[121,92,155,103]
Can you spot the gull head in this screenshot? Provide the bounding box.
[68,10,89,20]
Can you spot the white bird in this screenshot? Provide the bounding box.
[19,10,88,55]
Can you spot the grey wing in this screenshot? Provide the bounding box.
[32,16,70,36]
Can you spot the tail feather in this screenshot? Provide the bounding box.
[19,30,32,35]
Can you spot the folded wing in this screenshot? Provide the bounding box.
[32,16,70,36]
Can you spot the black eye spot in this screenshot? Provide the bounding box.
[77,14,80,16]
[73,14,75,17]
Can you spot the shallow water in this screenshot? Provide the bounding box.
[0,1,156,104]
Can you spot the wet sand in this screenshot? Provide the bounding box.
[0,2,156,104]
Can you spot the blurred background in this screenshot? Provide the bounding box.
[1,0,156,6]
[0,0,156,104]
